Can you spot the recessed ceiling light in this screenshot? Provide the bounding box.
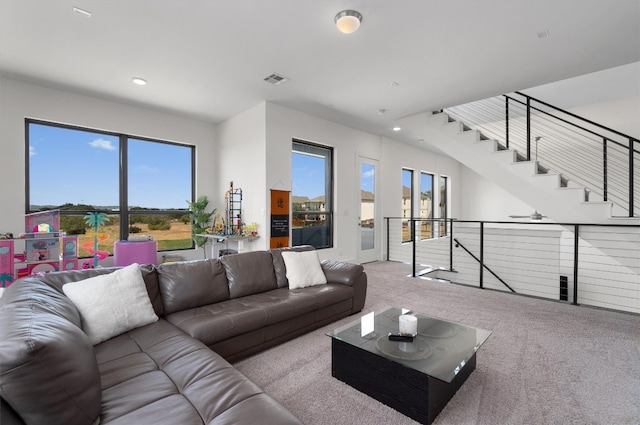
[378,109,387,115]
[392,126,401,132]
[132,77,147,86]
[72,6,92,18]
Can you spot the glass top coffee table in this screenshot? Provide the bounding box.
[327,307,492,424]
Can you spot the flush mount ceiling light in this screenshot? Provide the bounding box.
[392,126,401,132]
[335,10,362,34]
[132,77,147,86]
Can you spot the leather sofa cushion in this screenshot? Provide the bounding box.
[221,251,277,298]
[165,284,354,347]
[158,259,229,315]
[94,319,301,424]
[164,299,269,346]
[0,279,101,425]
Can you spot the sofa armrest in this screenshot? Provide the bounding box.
[321,261,367,313]
[321,261,363,286]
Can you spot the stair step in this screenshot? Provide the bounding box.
[473,139,499,153]
[456,129,478,143]
[537,163,550,174]
[606,215,640,225]
[492,149,517,163]
[578,201,613,217]
[427,112,449,125]
[556,186,588,202]
[443,120,464,135]
[510,160,539,176]
[515,152,528,162]
[532,173,562,189]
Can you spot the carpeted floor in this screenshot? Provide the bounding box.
[234,261,640,425]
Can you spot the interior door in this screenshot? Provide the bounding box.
[357,156,379,263]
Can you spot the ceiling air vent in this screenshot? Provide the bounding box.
[263,73,290,86]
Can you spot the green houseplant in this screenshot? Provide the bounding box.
[187,196,216,259]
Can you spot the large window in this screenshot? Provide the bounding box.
[439,175,449,237]
[26,120,195,256]
[420,172,434,239]
[401,168,413,243]
[291,140,333,249]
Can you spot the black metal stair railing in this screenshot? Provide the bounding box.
[445,92,639,217]
[453,237,515,293]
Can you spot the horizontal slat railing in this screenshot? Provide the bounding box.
[385,217,640,314]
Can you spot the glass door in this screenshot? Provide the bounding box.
[358,157,379,263]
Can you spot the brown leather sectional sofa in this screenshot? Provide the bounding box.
[0,246,367,425]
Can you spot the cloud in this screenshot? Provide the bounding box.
[362,169,375,178]
[89,138,116,151]
[133,164,160,174]
[29,146,36,157]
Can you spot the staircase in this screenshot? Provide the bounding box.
[397,109,638,224]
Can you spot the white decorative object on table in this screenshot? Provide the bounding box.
[398,314,417,335]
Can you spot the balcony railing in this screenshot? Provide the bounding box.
[384,217,640,314]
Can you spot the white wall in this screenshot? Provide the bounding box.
[0,76,217,263]
[214,103,267,254]
[525,61,640,140]
[265,103,383,263]
[0,76,467,266]
[262,103,463,263]
[458,166,537,221]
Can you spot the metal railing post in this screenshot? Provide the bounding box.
[449,219,454,271]
[479,222,484,289]
[505,96,510,148]
[573,224,579,305]
[603,138,608,201]
[629,138,635,217]
[411,219,416,277]
[385,218,390,261]
[526,96,531,161]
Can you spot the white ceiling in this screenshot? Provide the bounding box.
[1,0,639,144]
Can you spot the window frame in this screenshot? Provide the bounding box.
[25,119,195,253]
[439,175,449,237]
[420,171,434,240]
[401,168,414,243]
[291,139,334,249]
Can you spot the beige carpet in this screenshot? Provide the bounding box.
[234,261,640,425]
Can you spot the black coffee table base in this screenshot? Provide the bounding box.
[331,338,476,425]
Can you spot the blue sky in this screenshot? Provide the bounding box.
[29,123,191,209]
[31,123,380,208]
[291,152,326,199]
[292,154,376,199]
[361,163,374,193]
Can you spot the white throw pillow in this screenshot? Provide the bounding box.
[62,263,158,345]
[282,250,327,289]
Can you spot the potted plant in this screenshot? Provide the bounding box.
[187,196,216,259]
